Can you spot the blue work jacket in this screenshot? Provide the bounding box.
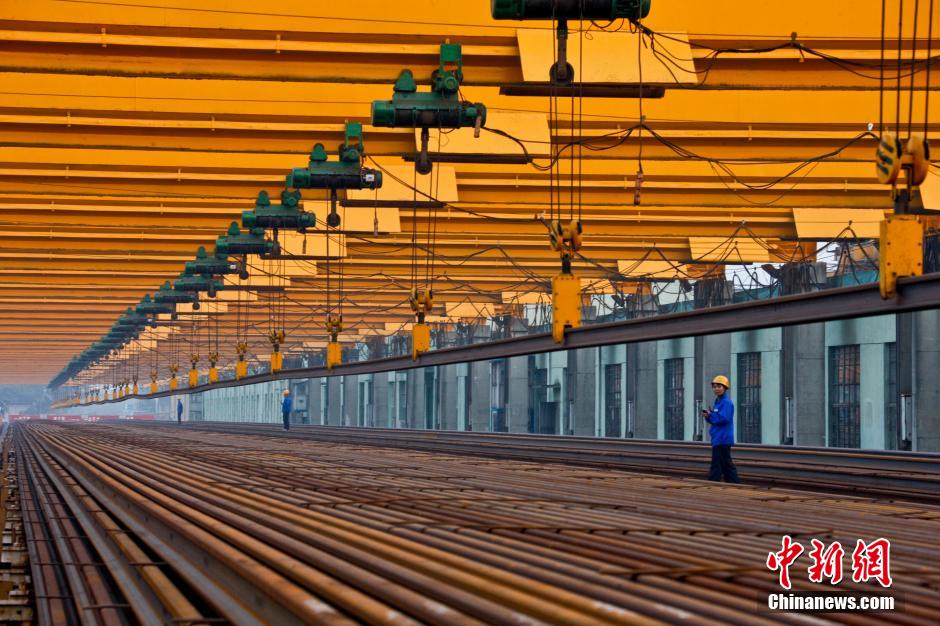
[706,394,735,446]
[282,395,293,414]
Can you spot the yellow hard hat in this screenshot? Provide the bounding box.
[712,375,730,388]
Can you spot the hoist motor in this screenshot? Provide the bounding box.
[491,0,651,84]
[154,281,200,310]
[241,189,316,232]
[491,0,650,20]
[115,308,148,328]
[372,43,486,174]
[214,222,278,256]
[286,122,382,227]
[184,246,240,277]
[174,273,224,298]
[136,294,174,317]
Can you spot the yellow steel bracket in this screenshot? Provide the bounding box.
[132,378,139,395]
[549,219,583,343]
[235,341,248,380]
[150,369,159,394]
[880,214,923,299]
[410,290,434,360]
[326,315,343,370]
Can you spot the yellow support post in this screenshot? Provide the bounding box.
[879,215,923,299]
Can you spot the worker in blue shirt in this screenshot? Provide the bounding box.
[282,389,293,431]
[176,398,183,424]
[701,375,740,483]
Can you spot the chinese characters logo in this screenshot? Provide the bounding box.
[767,536,892,589]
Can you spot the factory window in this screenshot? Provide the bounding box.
[490,359,508,432]
[884,342,898,450]
[424,368,437,430]
[527,360,557,435]
[358,379,373,427]
[736,352,762,443]
[829,345,861,448]
[604,363,622,438]
[663,358,685,440]
[397,379,408,429]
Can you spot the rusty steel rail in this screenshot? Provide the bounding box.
[15,421,940,625]
[177,424,940,504]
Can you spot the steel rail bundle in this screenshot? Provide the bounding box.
[81,272,940,403]
[13,421,940,625]
[175,424,940,504]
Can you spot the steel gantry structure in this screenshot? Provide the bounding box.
[0,0,936,389]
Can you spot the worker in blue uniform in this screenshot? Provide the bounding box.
[282,389,293,431]
[702,375,740,483]
[176,398,183,424]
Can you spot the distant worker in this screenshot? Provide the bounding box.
[282,389,293,431]
[702,375,740,483]
[176,398,183,424]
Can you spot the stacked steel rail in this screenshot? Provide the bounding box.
[180,424,940,504]
[16,421,940,625]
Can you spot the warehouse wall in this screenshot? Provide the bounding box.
[182,311,940,452]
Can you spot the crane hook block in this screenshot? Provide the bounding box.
[907,135,931,187]
[879,214,923,299]
[552,271,582,343]
[875,133,902,185]
[327,341,342,370]
[412,323,432,360]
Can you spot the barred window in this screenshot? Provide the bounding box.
[737,352,762,443]
[664,358,685,440]
[829,345,861,448]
